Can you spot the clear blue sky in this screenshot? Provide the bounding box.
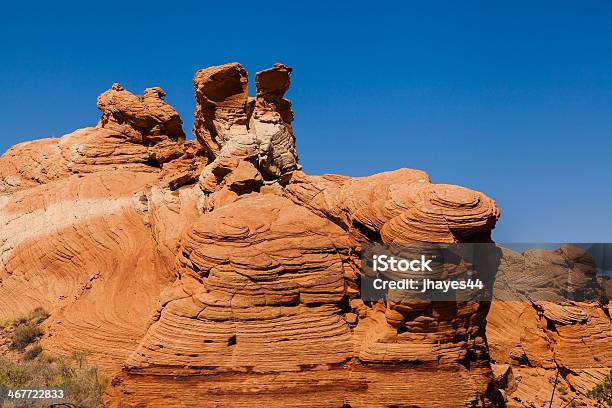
[1,1,611,242]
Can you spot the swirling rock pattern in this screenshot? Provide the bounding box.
[2,62,606,407]
[487,246,611,407]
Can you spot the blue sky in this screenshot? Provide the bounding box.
[1,1,611,242]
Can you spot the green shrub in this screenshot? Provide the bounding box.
[22,344,43,361]
[9,323,42,350]
[0,359,32,387]
[0,353,107,407]
[3,307,49,350]
[587,369,612,407]
[28,307,50,324]
[70,350,92,368]
[14,315,29,325]
[0,308,107,407]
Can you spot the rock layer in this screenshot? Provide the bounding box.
[487,246,611,407]
[98,83,186,142]
[0,63,608,407]
[194,62,299,193]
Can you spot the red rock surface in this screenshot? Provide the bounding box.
[487,245,611,407]
[0,63,608,407]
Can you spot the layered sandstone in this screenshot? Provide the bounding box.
[0,83,206,372]
[487,245,611,407]
[194,62,299,195]
[0,63,608,407]
[97,83,186,142]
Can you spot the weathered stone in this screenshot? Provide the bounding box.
[2,62,604,408]
[97,83,185,142]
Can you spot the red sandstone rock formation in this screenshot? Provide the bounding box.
[487,245,611,407]
[98,83,186,143]
[0,63,608,407]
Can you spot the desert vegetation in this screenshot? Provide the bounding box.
[0,307,108,407]
[2,307,48,351]
[587,369,612,407]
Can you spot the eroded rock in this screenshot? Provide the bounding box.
[97,83,186,142]
[1,62,605,408]
[487,245,611,407]
[194,63,299,197]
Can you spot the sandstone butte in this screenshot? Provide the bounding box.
[0,63,609,407]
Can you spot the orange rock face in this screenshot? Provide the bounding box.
[0,63,608,407]
[0,83,204,372]
[487,245,611,407]
[98,83,186,143]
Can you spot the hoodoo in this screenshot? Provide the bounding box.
[0,63,608,407]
